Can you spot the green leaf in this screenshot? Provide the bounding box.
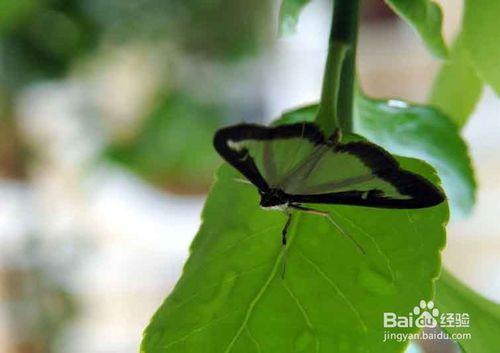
[430,33,483,128]
[279,0,312,35]
[435,269,500,352]
[384,0,447,58]
[462,0,500,94]
[354,94,476,218]
[142,131,448,352]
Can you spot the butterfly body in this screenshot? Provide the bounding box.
[259,188,289,208]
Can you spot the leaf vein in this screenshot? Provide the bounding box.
[223,216,302,353]
[329,209,396,282]
[282,281,320,353]
[157,310,242,351]
[297,249,368,332]
[245,327,262,353]
[169,263,272,311]
[187,225,282,279]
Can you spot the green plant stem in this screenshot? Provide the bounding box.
[315,0,359,135]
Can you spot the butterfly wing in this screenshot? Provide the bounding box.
[284,141,445,208]
[213,122,325,192]
[213,123,444,209]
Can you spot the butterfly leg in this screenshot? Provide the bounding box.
[281,212,292,279]
[289,204,365,255]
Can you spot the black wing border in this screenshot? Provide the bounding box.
[289,141,445,208]
[213,123,445,209]
[213,122,324,193]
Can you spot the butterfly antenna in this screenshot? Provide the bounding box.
[281,212,293,279]
[325,214,366,255]
[290,204,365,255]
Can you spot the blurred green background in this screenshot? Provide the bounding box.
[1,1,272,352]
[0,0,272,191]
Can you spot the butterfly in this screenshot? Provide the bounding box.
[213,122,445,274]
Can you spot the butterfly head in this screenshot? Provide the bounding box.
[259,188,289,210]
